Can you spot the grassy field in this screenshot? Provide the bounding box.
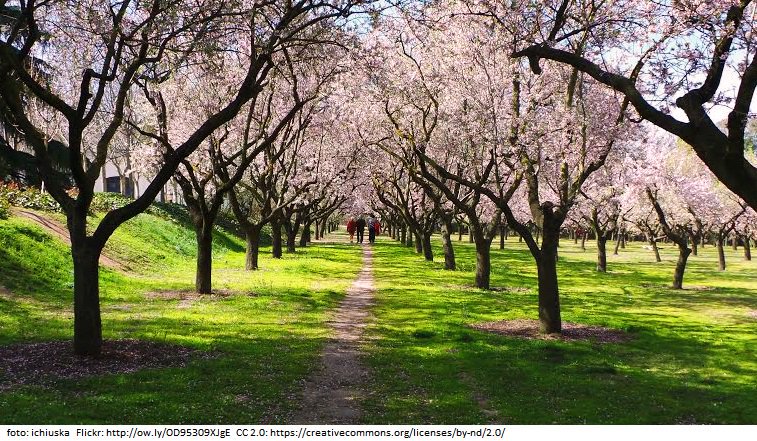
[0,211,361,423]
[362,234,756,424]
[0,210,755,424]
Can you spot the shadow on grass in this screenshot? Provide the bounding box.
[364,236,757,423]
[0,334,323,424]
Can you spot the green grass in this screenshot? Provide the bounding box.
[1,210,755,424]
[362,235,756,424]
[0,211,361,423]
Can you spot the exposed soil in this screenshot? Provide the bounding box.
[0,339,211,391]
[12,208,125,271]
[145,289,239,309]
[470,319,631,343]
[287,245,375,424]
[0,285,12,300]
[489,286,530,293]
[640,283,717,291]
[144,289,236,300]
[681,285,717,291]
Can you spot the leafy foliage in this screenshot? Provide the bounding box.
[0,198,9,219]
[0,182,60,212]
[89,192,132,212]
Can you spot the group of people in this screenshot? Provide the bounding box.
[346,216,381,244]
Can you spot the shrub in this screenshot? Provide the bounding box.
[90,192,132,213]
[0,181,60,212]
[0,198,10,219]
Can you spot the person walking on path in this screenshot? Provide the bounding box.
[356,216,366,244]
[368,216,381,244]
[367,217,376,244]
[346,217,356,243]
[370,218,381,243]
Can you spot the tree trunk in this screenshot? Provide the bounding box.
[400,225,407,245]
[458,225,463,242]
[732,235,738,250]
[717,233,726,271]
[597,235,608,272]
[474,240,491,290]
[441,220,456,270]
[71,238,103,356]
[691,235,699,256]
[580,231,587,251]
[743,236,751,261]
[271,220,283,259]
[468,228,473,243]
[314,220,320,240]
[651,238,662,262]
[672,243,691,289]
[414,232,423,254]
[422,232,433,261]
[286,230,297,253]
[299,222,311,247]
[573,229,579,244]
[537,229,561,333]
[499,225,506,249]
[245,226,261,270]
[195,222,213,294]
[613,230,622,255]
[319,221,327,239]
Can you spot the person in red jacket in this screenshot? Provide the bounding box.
[346,217,356,243]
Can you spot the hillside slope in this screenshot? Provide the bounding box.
[0,208,361,424]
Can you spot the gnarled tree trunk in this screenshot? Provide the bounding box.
[691,234,699,256]
[673,243,692,289]
[195,222,214,294]
[441,219,456,270]
[299,221,311,247]
[537,227,561,333]
[244,226,261,270]
[596,234,608,272]
[71,233,104,356]
[422,232,433,261]
[744,236,752,261]
[474,240,492,290]
[286,229,298,253]
[717,233,726,271]
[271,219,283,258]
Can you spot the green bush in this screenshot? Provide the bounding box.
[0,198,10,219]
[0,182,60,212]
[90,192,132,212]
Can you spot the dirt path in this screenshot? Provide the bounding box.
[12,208,125,271]
[289,244,375,424]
